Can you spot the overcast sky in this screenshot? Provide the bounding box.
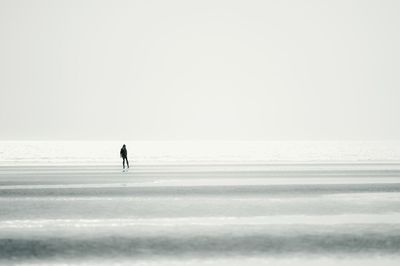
[0,0,399,140]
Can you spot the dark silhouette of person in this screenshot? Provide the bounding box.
[120,144,129,169]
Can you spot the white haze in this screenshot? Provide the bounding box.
[0,0,399,140]
[1,141,400,165]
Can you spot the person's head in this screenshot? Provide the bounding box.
[123,144,126,148]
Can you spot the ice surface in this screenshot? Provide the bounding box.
[0,142,400,265]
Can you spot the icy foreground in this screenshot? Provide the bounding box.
[0,163,400,265]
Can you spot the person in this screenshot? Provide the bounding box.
[120,144,129,169]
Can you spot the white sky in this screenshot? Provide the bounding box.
[0,0,399,140]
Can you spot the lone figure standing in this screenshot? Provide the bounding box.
[120,144,129,169]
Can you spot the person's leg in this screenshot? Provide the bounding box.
[126,158,129,168]
[122,158,125,169]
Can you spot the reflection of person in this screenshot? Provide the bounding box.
[120,144,129,169]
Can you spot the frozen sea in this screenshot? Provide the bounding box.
[0,141,400,265]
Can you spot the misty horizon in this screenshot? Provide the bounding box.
[1,0,399,141]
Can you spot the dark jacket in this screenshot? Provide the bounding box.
[120,147,127,158]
